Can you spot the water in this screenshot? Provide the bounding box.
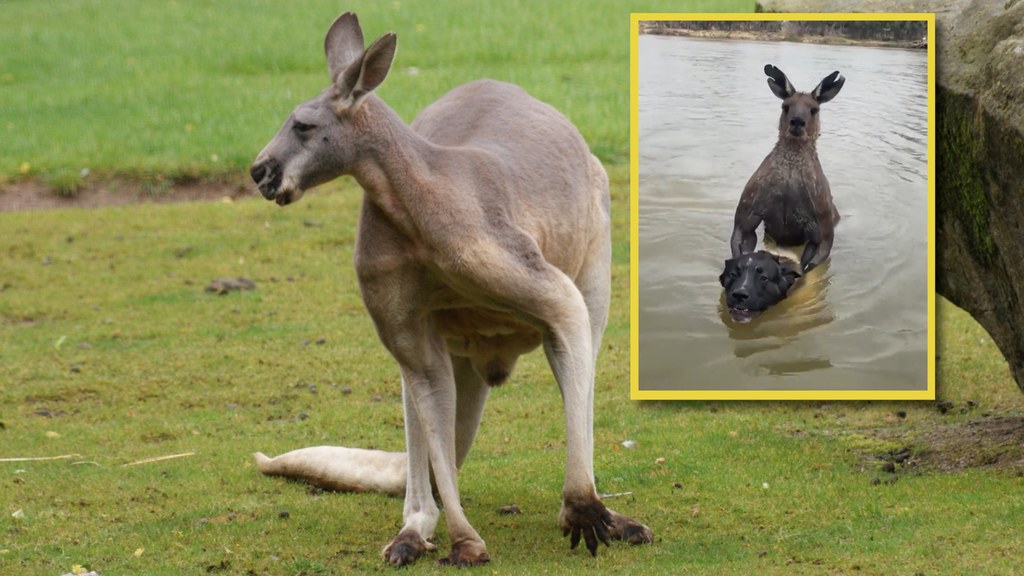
[637,35,929,392]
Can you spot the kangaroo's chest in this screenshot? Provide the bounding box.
[756,168,820,245]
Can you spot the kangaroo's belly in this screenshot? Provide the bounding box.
[763,209,814,246]
[432,307,542,386]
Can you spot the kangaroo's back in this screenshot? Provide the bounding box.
[413,79,609,271]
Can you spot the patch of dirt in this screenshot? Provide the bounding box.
[0,175,256,212]
[866,415,1024,474]
[906,416,1024,472]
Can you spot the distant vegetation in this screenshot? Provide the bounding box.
[641,20,928,47]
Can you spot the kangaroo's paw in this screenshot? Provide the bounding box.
[382,529,435,567]
[607,508,654,545]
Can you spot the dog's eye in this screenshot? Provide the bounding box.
[760,275,769,284]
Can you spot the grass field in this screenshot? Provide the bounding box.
[2,170,1023,575]
[2,0,1024,575]
[0,0,747,182]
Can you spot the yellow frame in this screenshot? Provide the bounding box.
[629,12,936,401]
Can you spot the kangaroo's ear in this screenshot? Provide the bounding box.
[813,70,845,104]
[325,12,365,83]
[331,31,397,114]
[764,64,794,100]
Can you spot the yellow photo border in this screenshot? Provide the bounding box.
[629,12,936,401]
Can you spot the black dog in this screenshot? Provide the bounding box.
[719,251,801,323]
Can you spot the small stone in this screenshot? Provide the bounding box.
[278,510,290,519]
[870,476,881,486]
[205,277,256,295]
[496,504,521,515]
[881,461,896,473]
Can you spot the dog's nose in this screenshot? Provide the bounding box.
[731,289,748,303]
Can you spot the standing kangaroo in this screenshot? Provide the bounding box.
[730,64,845,272]
[249,12,651,567]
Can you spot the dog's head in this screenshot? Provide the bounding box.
[719,251,801,323]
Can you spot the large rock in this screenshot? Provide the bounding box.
[763,0,1024,392]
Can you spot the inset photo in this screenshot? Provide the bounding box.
[630,14,935,399]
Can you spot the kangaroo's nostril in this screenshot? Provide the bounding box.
[250,163,267,184]
[790,117,805,127]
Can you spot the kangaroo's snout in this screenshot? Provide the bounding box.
[250,158,282,200]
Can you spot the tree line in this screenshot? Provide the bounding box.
[643,20,927,43]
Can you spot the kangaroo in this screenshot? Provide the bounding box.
[249,12,651,567]
[730,64,845,273]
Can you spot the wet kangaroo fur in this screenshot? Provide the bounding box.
[249,12,651,567]
[730,64,845,273]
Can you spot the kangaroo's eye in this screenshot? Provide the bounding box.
[782,104,790,114]
[294,121,316,134]
[810,107,820,116]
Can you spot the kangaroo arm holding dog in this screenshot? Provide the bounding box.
[731,64,844,273]
[249,12,651,567]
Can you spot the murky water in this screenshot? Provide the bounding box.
[637,35,929,392]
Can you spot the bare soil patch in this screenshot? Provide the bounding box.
[863,414,1024,475]
[906,415,1024,473]
[0,175,256,212]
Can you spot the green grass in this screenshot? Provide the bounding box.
[2,170,1024,575]
[0,0,749,181]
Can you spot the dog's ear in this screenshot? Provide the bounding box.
[719,259,733,287]
[778,266,801,293]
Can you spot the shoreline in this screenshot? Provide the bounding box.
[639,27,927,49]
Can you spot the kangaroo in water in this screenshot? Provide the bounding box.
[730,64,845,273]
